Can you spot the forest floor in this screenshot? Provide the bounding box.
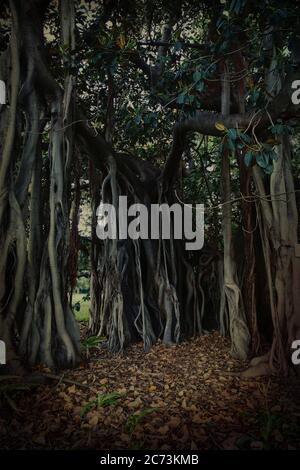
[0,331,300,450]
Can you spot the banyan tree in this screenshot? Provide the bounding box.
[0,0,300,376]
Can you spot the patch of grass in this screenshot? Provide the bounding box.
[72,293,89,323]
[81,335,105,349]
[125,408,158,436]
[80,392,123,418]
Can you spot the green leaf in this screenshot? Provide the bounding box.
[125,408,158,435]
[173,41,183,51]
[186,94,195,104]
[80,401,94,417]
[227,128,237,140]
[196,81,204,92]
[256,152,269,168]
[97,391,122,407]
[239,133,251,144]
[244,151,253,167]
[80,392,123,418]
[270,124,284,135]
[81,335,104,349]
[193,70,202,82]
[176,92,186,104]
[134,114,142,125]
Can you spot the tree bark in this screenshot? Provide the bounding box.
[220,64,250,360]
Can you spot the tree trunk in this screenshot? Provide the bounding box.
[220,64,250,360]
[0,0,80,370]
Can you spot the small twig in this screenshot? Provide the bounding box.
[0,375,20,381]
[40,373,91,389]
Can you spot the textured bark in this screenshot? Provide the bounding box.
[238,159,260,355]
[0,0,23,371]
[244,39,300,375]
[220,64,250,360]
[0,0,80,369]
[250,140,300,375]
[1,0,299,375]
[80,114,202,350]
[235,55,260,356]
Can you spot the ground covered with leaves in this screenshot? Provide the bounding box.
[1,332,300,450]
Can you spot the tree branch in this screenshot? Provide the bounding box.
[162,69,300,188]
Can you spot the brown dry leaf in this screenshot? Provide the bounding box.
[178,424,189,442]
[158,425,169,435]
[2,332,299,450]
[190,441,198,450]
[73,406,82,416]
[191,413,208,424]
[181,398,188,409]
[120,433,130,443]
[88,414,99,427]
[189,404,197,412]
[127,397,143,409]
[149,399,166,408]
[63,402,73,411]
[168,416,181,429]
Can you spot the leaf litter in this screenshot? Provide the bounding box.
[0,331,300,450]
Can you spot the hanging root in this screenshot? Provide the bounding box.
[88,151,202,352]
